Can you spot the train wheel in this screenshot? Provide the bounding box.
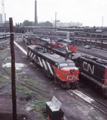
[102,93,107,99]
[60,83,70,89]
[95,85,98,91]
[54,77,57,84]
[71,82,78,89]
[60,83,66,89]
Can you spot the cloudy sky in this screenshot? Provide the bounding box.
[0,0,107,26]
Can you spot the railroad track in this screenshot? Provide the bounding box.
[68,90,107,117]
[0,40,9,44]
[0,55,51,99]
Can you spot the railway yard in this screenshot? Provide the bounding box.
[0,33,107,120]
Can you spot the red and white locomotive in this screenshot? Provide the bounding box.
[27,45,79,89]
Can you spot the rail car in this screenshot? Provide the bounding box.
[39,43,107,97]
[37,41,74,59]
[27,45,79,89]
[72,54,107,97]
[23,34,76,53]
[23,34,39,45]
[49,38,76,53]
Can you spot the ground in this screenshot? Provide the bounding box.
[0,36,107,120]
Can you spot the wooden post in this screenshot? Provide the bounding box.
[95,35,97,48]
[101,35,103,50]
[9,17,17,120]
[90,34,92,48]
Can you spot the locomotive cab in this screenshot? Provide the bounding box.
[52,61,79,89]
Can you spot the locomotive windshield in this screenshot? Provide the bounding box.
[59,63,68,67]
[59,62,75,68]
[68,62,75,67]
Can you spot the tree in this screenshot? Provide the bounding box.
[38,21,53,27]
[23,20,35,26]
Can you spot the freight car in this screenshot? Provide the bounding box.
[27,45,79,89]
[72,54,107,97]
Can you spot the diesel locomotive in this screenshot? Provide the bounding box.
[27,45,79,89]
[72,54,107,97]
[23,34,76,53]
[35,42,107,97]
[23,34,107,97]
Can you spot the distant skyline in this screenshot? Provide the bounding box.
[0,0,107,26]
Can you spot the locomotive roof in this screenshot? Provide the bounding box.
[28,45,73,64]
[80,56,107,66]
[40,38,50,42]
[52,46,74,57]
[59,39,74,43]
[72,53,107,66]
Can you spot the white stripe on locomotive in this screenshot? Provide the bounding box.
[38,57,43,67]
[30,52,34,58]
[33,54,36,60]
[28,51,31,56]
[42,59,48,70]
[46,62,54,75]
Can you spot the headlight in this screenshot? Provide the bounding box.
[63,73,67,75]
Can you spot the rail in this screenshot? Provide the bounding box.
[0,33,10,39]
[68,90,107,117]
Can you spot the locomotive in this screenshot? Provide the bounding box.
[48,38,76,53]
[23,34,107,97]
[23,34,76,53]
[72,53,107,97]
[36,42,107,97]
[27,45,79,89]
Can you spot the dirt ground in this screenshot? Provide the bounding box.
[0,36,107,120]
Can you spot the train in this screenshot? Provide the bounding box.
[39,42,107,97]
[23,34,76,53]
[71,53,107,97]
[23,34,107,97]
[29,41,107,97]
[27,45,79,89]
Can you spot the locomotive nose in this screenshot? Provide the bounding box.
[67,68,79,81]
[70,69,75,73]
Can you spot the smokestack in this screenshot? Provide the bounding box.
[35,0,38,26]
[2,0,5,23]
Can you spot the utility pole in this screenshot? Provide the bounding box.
[9,17,17,120]
[102,16,104,27]
[35,0,38,26]
[55,12,57,32]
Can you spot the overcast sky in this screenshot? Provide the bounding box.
[0,0,107,26]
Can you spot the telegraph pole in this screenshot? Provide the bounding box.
[55,12,57,32]
[9,17,17,120]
